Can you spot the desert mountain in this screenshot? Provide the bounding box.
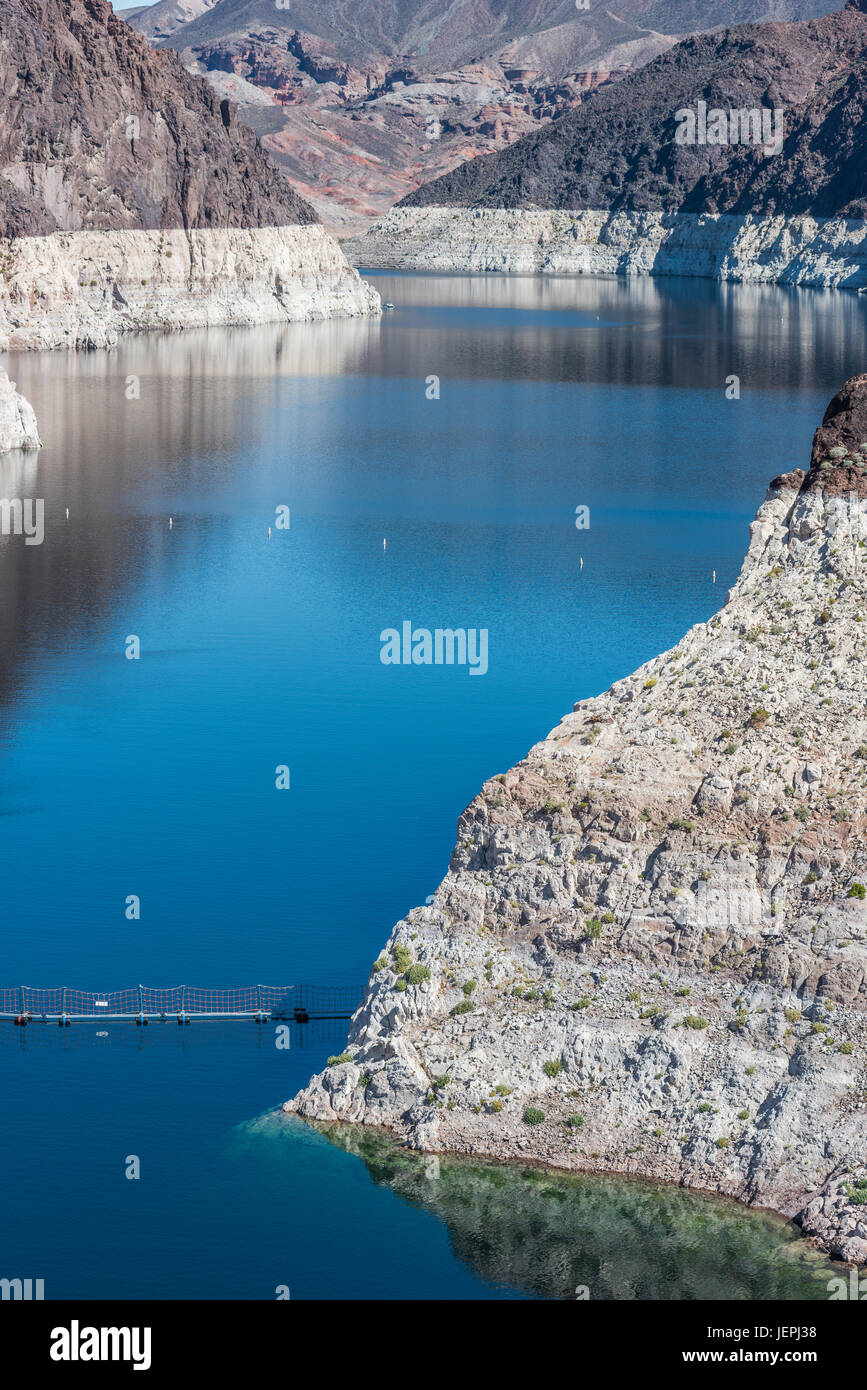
[120,0,836,231]
[0,0,315,239]
[401,0,867,217]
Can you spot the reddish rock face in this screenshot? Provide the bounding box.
[771,377,867,499]
[124,1,833,233]
[0,0,317,237]
[805,374,867,497]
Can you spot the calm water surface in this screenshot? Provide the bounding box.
[1,271,862,1298]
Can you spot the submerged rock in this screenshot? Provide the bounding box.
[289,375,867,1266]
[0,370,40,452]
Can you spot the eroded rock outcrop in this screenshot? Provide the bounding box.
[289,376,867,1266]
[0,226,378,351]
[0,371,40,452]
[346,206,867,287]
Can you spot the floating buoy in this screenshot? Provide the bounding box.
[65,508,69,520]
[254,1010,267,1024]
[579,556,584,569]
[169,517,173,529]
[58,1012,71,1027]
[135,1013,148,1027]
[268,526,271,538]
[176,1010,189,1026]
[712,569,717,583]
[383,538,387,550]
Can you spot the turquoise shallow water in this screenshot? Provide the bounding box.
[0,271,862,1298]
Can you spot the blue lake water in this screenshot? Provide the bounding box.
[1,271,863,1299]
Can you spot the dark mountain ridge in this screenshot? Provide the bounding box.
[400,0,867,218]
[0,0,316,239]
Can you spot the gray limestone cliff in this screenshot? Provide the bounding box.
[289,376,867,1267]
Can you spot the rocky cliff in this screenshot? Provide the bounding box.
[289,376,867,1266]
[346,205,867,288]
[0,370,40,452]
[0,225,378,350]
[0,0,378,347]
[0,0,315,236]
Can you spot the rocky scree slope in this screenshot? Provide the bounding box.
[289,376,867,1265]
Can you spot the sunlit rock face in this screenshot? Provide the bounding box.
[289,376,867,1268]
[0,0,378,343]
[0,371,40,453]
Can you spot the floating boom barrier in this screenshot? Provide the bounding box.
[1,984,361,1027]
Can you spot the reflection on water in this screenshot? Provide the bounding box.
[239,1116,837,1302]
[0,1016,348,1053]
[2,270,865,724]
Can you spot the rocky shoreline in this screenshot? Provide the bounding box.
[288,375,867,1266]
[0,369,40,454]
[347,208,867,289]
[0,226,379,353]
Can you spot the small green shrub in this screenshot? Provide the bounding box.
[542,1059,562,1078]
[450,999,475,1017]
[848,883,866,899]
[392,944,413,973]
[566,1114,584,1129]
[327,1052,352,1066]
[684,1015,710,1030]
[523,1107,546,1126]
[405,963,430,986]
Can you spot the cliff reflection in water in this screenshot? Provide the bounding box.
[244,1115,835,1301]
[1,269,865,724]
